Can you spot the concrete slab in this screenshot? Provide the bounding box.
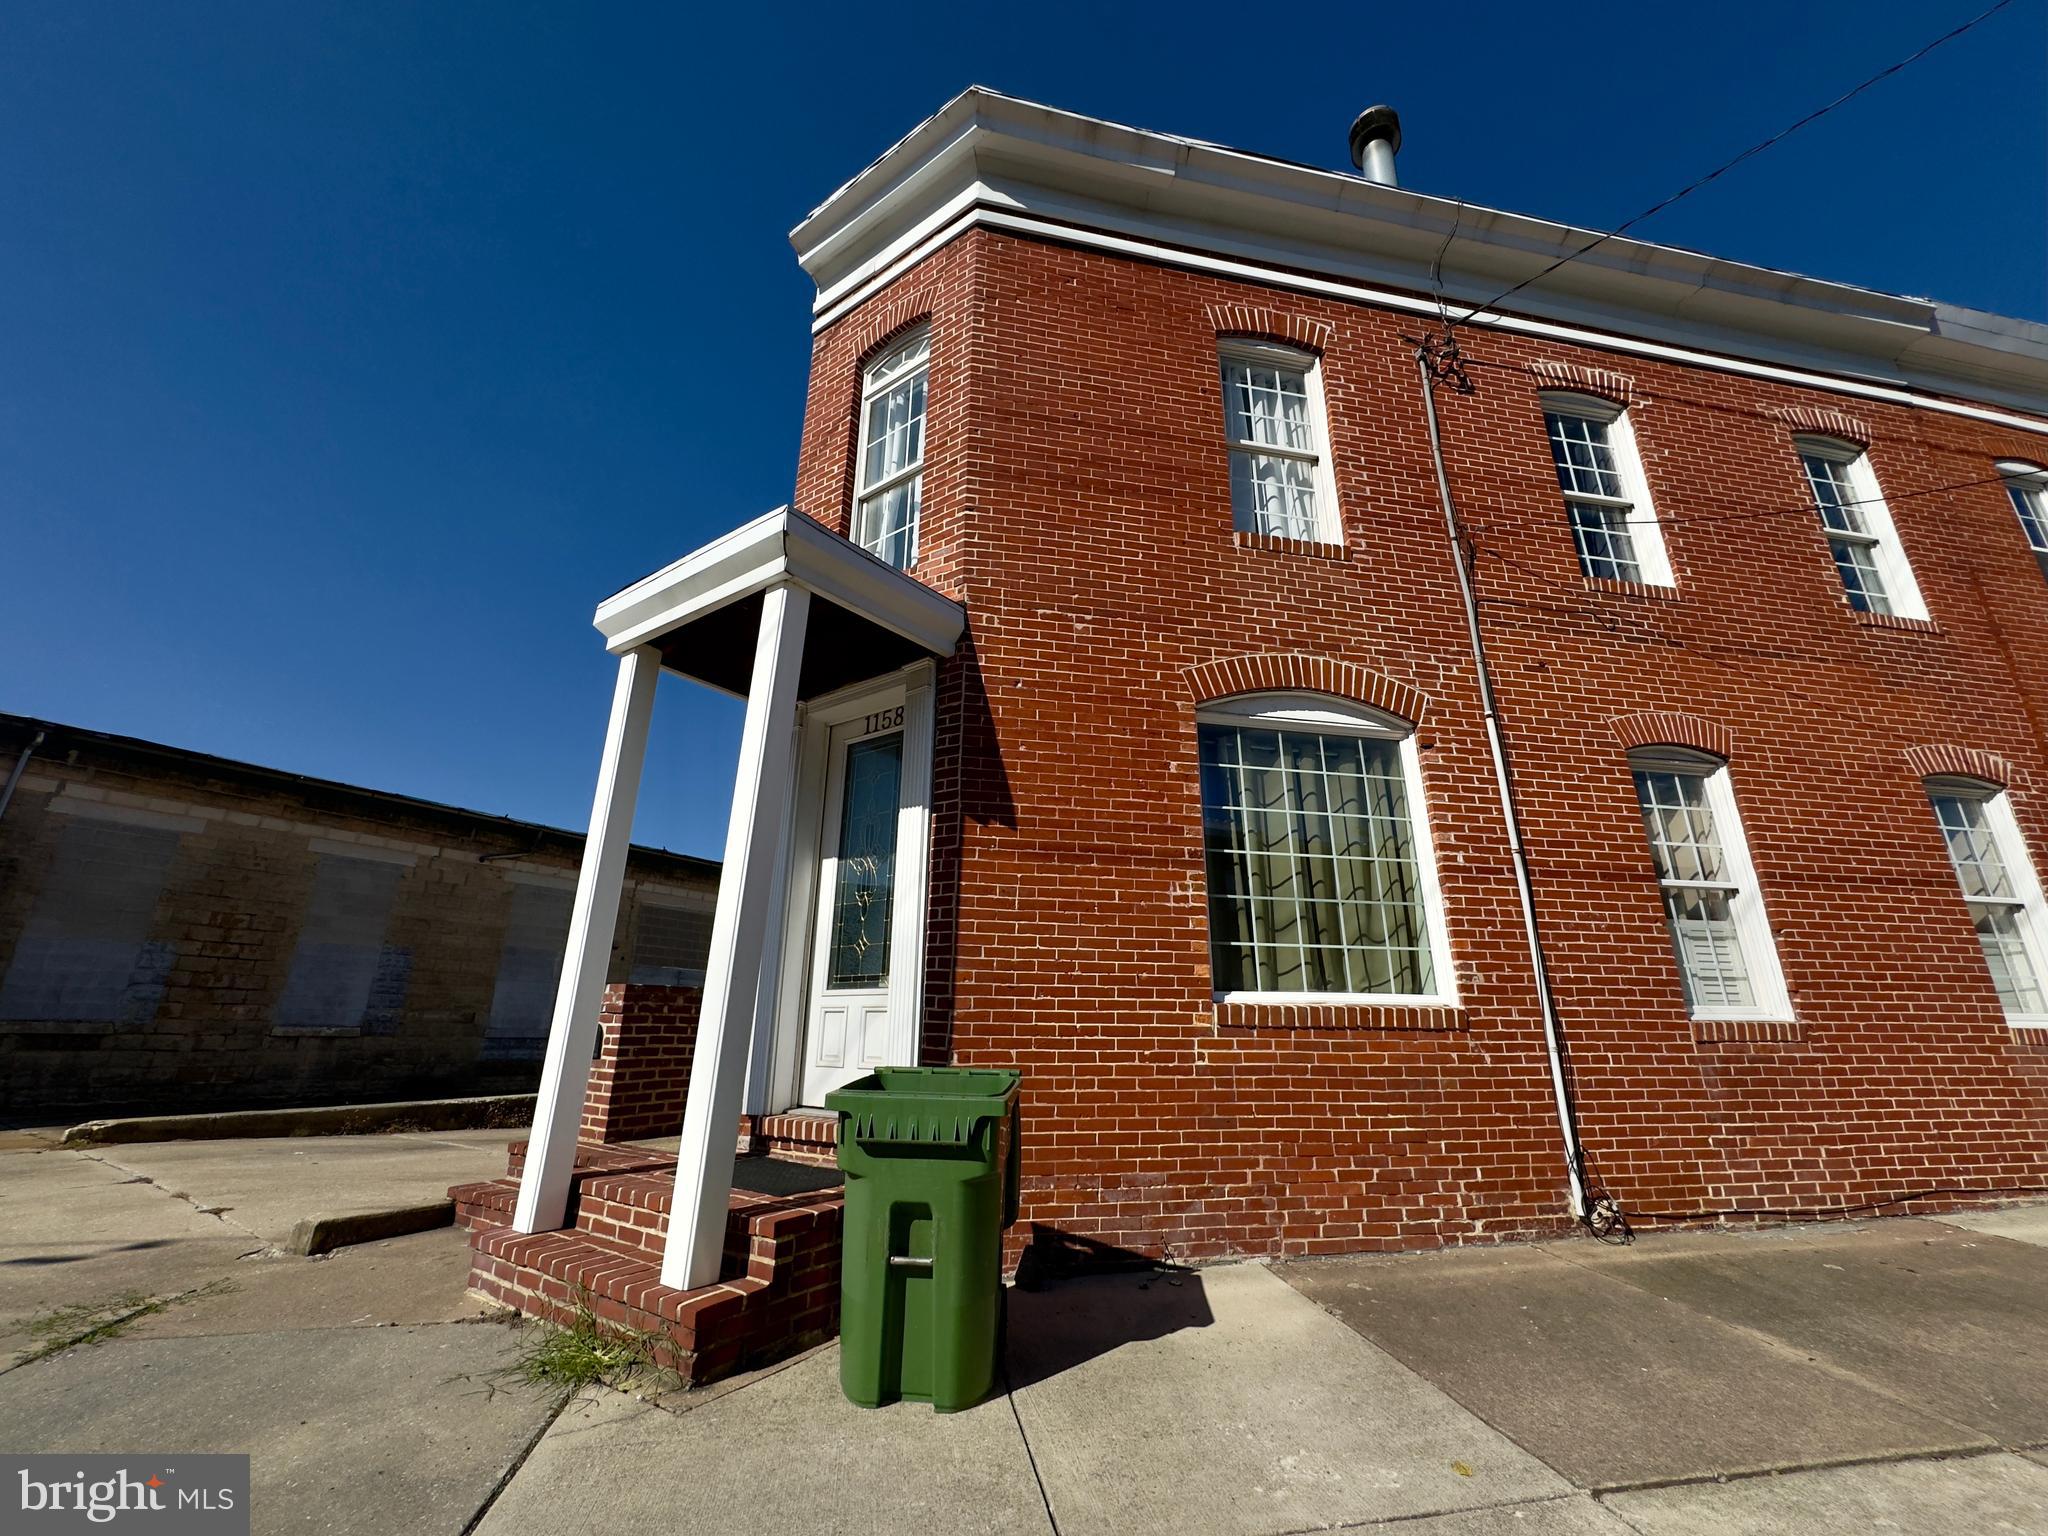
[81,1130,515,1248]
[1931,1201,2048,1248]
[1008,1262,1573,1536]
[64,1093,536,1147]
[477,1347,1052,1536]
[1603,1451,2048,1534]
[1277,1243,1989,1488]
[0,1321,558,1536]
[1587,1220,2048,1445]
[0,1148,254,1338]
[1354,1496,1638,1534]
[126,1228,494,1339]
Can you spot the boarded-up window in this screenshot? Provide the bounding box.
[275,854,409,1033]
[630,896,711,986]
[0,818,181,1023]
[484,882,573,1059]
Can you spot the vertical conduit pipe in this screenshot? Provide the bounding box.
[1414,353,1588,1218]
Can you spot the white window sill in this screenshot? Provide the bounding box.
[1216,991,1457,1009]
[2004,1015,2048,1031]
[1689,1010,1797,1025]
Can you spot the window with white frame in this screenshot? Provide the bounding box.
[1629,749,1789,1020]
[852,327,930,570]
[1796,438,1927,619]
[1926,779,2048,1026]
[1198,693,1453,1001]
[1998,461,2048,580]
[1542,394,1673,585]
[1218,342,1341,545]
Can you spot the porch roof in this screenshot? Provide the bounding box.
[593,507,966,698]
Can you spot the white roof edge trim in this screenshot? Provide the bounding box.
[813,204,2048,443]
[791,89,2048,427]
[590,508,967,660]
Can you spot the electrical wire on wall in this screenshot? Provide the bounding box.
[1399,0,2037,1242]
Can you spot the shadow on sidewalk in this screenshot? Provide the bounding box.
[1003,1226,1213,1390]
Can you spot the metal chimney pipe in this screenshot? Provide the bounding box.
[1348,105,1402,187]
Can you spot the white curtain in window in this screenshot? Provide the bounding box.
[1221,358,1322,542]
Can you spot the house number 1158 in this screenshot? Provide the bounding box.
[861,707,904,735]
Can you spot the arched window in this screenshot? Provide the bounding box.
[853,326,930,569]
[1196,693,1452,1002]
[1627,746,1790,1021]
[1925,776,2048,1026]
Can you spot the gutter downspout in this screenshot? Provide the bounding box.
[0,728,46,826]
[1414,351,1589,1220]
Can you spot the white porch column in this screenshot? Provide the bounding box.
[512,644,661,1233]
[741,776,796,1117]
[662,583,811,1289]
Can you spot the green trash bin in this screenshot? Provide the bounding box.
[824,1066,1021,1412]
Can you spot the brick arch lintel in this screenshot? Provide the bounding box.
[1771,403,1873,447]
[1529,359,1635,406]
[1185,654,1428,727]
[1608,711,1736,761]
[1205,303,1335,356]
[1904,743,2019,789]
[842,290,937,368]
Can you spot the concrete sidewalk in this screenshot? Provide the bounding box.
[1278,1216,2048,1487]
[0,1130,548,1535]
[474,1214,2048,1536]
[6,1128,2048,1536]
[0,1129,514,1332]
[478,1265,1577,1536]
[67,1129,515,1248]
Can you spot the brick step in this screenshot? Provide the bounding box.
[451,1176,516,1235]
[465,1188,843,1386]
[504,1139,674,1181]
[503,1118,839,1178]
[740,1112,839,1167]
[456,1158,843,1270]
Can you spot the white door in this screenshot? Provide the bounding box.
[798,712,906,1105]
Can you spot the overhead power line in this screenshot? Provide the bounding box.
[1442,0,2021,334]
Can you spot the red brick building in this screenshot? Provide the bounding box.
[480,90,2048,1338]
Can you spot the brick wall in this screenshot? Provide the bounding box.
[0,725,718,1113]
[581,983,701,1143]
[794,227,2048,1260]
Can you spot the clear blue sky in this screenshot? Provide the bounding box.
[6,1,2042,859]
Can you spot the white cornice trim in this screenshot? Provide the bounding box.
[814,203,2048,442]
[794,89,2048,429]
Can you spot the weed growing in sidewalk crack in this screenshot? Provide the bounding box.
[505,1290,681,1395]
[11,1280,235,1366]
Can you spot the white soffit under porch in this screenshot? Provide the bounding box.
[790,87,2048,424]
[592,506,966,659]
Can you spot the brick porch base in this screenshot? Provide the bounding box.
[452,1136,844,1386]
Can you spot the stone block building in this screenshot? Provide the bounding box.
[0,713,716,1113]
